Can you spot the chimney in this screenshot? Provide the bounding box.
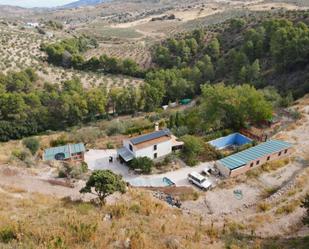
[155,122,159,131]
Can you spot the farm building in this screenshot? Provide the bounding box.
[208,133,252,150]
[117,129,183,163]
[215,140,292,177]
[43,143,86,161]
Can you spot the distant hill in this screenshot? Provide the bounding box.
[60,0,107,8]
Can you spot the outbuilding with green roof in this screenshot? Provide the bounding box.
[215,140,293,177]
[43,143,86,161]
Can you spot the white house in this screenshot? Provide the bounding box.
[117,129,183,163]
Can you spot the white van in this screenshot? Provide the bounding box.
[188,172,212,190]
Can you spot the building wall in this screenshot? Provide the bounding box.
[215,161,231,177]
[123,140,135,156]
[217,147,293,177]
[134,140,172,160]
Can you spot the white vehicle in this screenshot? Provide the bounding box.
[202,166,211,176]
[188,172,212,190]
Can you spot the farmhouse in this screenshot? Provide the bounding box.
[43,143,86,161]
[215,140,292,177]
[117,129,183,163]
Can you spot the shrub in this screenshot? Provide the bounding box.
[58,162,88,179]
[301,194,309,226]
[22,137,40,155]
[70,127,103,146]
[276,200,301,215]
[106,142,115,149]
[67,221,97,243]
[11,149,32,161]
[106,120,125,136]
[130,157,154,174]
[0,227,17,243]
[199,143,222,162]
[257,202,271,212]
[50,134,70,147]
[261,158,289,172]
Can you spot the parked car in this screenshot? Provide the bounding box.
[188,172,212,190]
[202,166,211,176]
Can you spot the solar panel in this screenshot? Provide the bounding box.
[130,129,171,145]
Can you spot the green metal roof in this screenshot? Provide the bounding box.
[43,143,86,161]
[218,140,292,170]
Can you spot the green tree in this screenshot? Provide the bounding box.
[181,135,204,166]
[207,38,220,60]
[86,88,107,119]
[130,157,154,174]
[80,170,126,205]
[200,84,272,129]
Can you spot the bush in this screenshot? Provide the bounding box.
[130,157,154,174]
[199,143,222,162]
[106,142,115,149]
[106,121,125,136]
[22,137,40,155]
[0,227,17,243]
[58,162,88,179]
[50,134,70,147]
[257,202,271,212]
[11,149,32,162]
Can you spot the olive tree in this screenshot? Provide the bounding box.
[80,170,126,205]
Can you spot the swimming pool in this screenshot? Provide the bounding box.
[129,177,175,187]
[208,133,252,150]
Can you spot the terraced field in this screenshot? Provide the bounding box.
[0,24,143,88]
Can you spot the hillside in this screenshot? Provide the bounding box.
[60,0,107,9]
[1,1,309,249]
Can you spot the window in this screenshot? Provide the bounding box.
[267,156,270,161]
[154,145,157,151]
[256,160,260,165]
[278,151,282,156]
[250,162,254,168]
[284,149,288,154]
[129,144,133,152]
[154,153,158,159]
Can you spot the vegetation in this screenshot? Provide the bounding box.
[152,18,309,98]
[3,16,308,143]
[22,137,40,155]
[181,135,204,166]
[42,37,144,77]
[200,84,272,130]
[80,170,126,205]
[130,157,154,174]
[0,71,107,141]
[302,194,309,226]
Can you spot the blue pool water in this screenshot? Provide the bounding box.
[208,133,252,150]
[129,177,175,187]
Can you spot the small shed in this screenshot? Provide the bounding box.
[180,99,192,105]
[43,143,86,161]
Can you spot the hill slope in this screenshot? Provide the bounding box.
[60,0,107,8]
